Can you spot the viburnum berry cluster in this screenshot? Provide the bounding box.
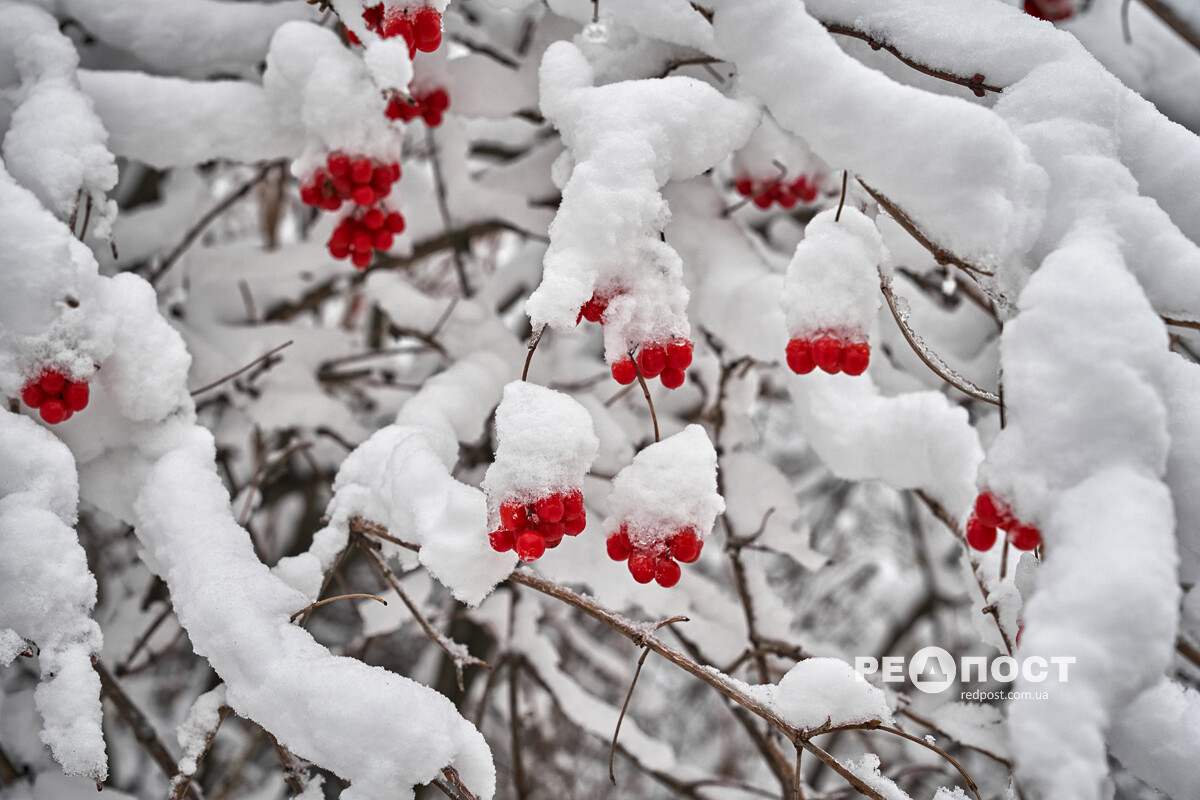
[785,333,870,376]
[299,152,405,269]
[385,87,450,127]
[965,491,1043,552]
[610,339,694,389]
[1023,0,1075,22]
[488,491,587,562]
[605,525,702,587]
[734,174,820,210]
[358,3,443,56]
[20,369,90,425]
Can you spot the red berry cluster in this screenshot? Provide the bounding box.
[734,175,819,210]
[1023,0,1074,21]
[605,526,702,588]
[611,339,694,390]
[360,4,443,56]
[299,153,406,269]
[20,370,90,424]
[489,491,586,562]
[785,334,870,376]
[385,87,450,127]
[965,491,1042,552]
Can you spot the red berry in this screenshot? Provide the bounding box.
[489,528,515,552]
[1009,524,1041,551]
[542,526,565,549]
[386,211,407,233]
[363,208,386,230]
[426,88,450,112]
[39,371,65,394]
[606,529,633,561]
[21,382,46,409]
[611,358,637,386]
[752,192,773,210]
[798,183,819,203]
[628,553,656,584]
[777,189,797,209]
[373,230,394,251]
[670,529,703,563]
[500,502,527,530]
[352,186,376,207]
[351,250,373,269]
[965,515,998,551]
[414,8,442,51]
[562,491,584,520]
[321,195,343,212]
[350,159,373,184]
[353,231,374,253]
[327,154,350,177]
[660,368,686,389]
[39,399,68,425]
[421,108,444,127]
[346,28,362,45]
[655,558,681,588]
[63,381,89,411]
[330,240,351,259]
[371,169,394,194]
[734,177,753,196]
[581,296,606,323]
[300,183,322,207]
[785,338,815,374]
[564,514,586,536]
[841,342,870,376]
[535,494,565,524]
[811,336,843,373]
[362,3,383,31]
[637,344,666,379]
[515,530,546,562]
[665,339,693,369]
[974,492,1011,529]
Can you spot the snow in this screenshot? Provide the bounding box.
[772,657,891,731]
[1109,679,1200,800]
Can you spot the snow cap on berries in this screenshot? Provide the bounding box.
[605,424,724,549]
[481,381,599,511]
[781,207,884,339]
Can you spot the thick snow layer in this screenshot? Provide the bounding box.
[482,381,599,506]
[772,658,891,730]
[0,412,105,780]
[782,208,884,339]
[604,425,724,549]
[528,40,757,361]
[1109,679,1200,800]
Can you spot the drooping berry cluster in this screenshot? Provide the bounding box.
[489,491,587,562]
[605,526,702,588]
[965,491,1042,552]
[20,370,90,424]
[1023,0,1074,21]
[360,4,443,56]
[385,87,450,127]
[299,153,406,269]
[735,175,820,210]
[610,340,694,389]
[785,334,870,376]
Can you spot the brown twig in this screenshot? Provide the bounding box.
[608,616,689,784]
[434,766,480,800]
[822,722,982,800]
[508,659,528,800]
[1162,315,1200,331]
[167,703,231,800]
[1136,0,1200,53]
[820,22,1002,96]
[522,326,545,381]
[879,270,1001,405]
[859,180,994,278]
[115,603,173,676]
[289,593,386,622]
[835,170,849,222]
[631,352,660,443]
[190,340,294,396]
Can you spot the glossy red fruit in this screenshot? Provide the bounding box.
[328,153,350,177]
[965,515,998,551]
[422,108,444,127]
[777,189,797,209]
[655,558,681,588]
[811,336,843,373]
[580,296,606,323]
[1009,524,1041,551]
[785,338,815,374]
[535,494,565,523]
[660,368,686,389]
[39,371,65,394]
[841,342,870,376]
[363,208,385,230]
[606,529,633,561]
[353,231,374,253]
[386,211,406,233]
[665,339,693,369]
[351,250,373,269]
[543,526,565,549]
[752,192,773,210]
[611,358,637,385]
[670,529,703,563]
[426,89,450,112]
[373,230,394,251]
[371,169,394,193]
[330,240,351,259]
[628,553,656,584]
[350,159,373,184]
[21,382,46,408]
[564,515,586,536]
[637,344,667,378]
[300,183,322,206]
[734,177,753,196]
[798,183,819,203]
[387,96,420,122]
[39,399,68,425]
[562,491,584,520]
[352,186,376,206]
[320,195,342,212]
[362,3,383,30]
[63,382,89,411]
[515,530,547,562]
[500,502,527,530]
[973,492,1010,529]
[413,8,442,51]
[489,528,515,552]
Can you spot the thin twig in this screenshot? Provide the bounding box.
[859,180,994,278]
[609,616,689,783]
[167,704,231,800]
[821,723,982,800]
[522,326,545,381]
[1136,0,1200,53]
[1163,315,1200,331]
[115,603,173,676]
[150,164,277,286]
[508,659,528,800]
[793,744,805,800]
[289,593,386,622]
[426,127,472,297]
[632,353,660,443]
[835,170,849,222]
[190,340,294,396]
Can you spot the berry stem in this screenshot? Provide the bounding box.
[834,169,848,223]
[521,325,545,382]
[632,353,660,443]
